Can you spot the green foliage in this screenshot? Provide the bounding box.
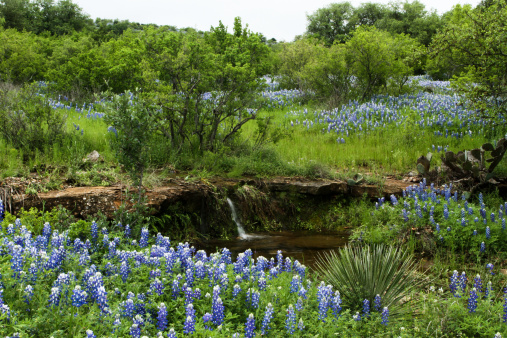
[4,205,77,235]
[344,26,422,100]
[0,84,68,156]
[0,27,49,83]
[103,91,155,191]
[306,2,354,46]
[0,0,92,35]
[374,0,443,46]
[306,0,443,47]
[315,244,420,317]
[428,0,507,115]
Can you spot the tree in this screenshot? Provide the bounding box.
[276,38,323,90]
[428,0,507,115]
[0,0,91,35]
[140,18,271,154]
[103,92,155,202]
[375,0,443,46]
[345,26,421,100]
[348,2,387,28]
[306,2,354,46]
[0,0,30,31]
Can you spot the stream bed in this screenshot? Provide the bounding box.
[196,230,350,270]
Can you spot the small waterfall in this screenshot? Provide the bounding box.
[226,198,247,239]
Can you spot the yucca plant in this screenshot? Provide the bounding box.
[315,244,421,318]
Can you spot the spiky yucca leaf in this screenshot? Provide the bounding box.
[315,244,420,317]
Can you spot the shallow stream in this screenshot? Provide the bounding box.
[197,230,350,270]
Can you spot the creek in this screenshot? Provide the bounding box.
[196,198,350,269]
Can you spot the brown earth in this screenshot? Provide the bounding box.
[2,176,416,219]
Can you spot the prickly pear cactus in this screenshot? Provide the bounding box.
[439,137,506,182]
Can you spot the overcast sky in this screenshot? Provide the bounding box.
[73,0,481,42]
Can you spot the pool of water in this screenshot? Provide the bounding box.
[195,230,350,270]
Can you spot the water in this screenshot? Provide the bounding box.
[227,197,262,240]
[197,230,349,270]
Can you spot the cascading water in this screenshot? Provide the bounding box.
[226,198,247,239]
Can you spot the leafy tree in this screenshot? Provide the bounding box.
[141,19,271,154]
[103,92,155,202]
[345,26,421,100]
[0,0,30,31]
[428,0,507,115]
[0,27,49,83]
[375,0,443,46]
[0,0,91,35]
[306,2,354,45]
[348,2,387,28]
[276,38,323,90]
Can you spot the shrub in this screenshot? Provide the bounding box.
[315,244,420,317]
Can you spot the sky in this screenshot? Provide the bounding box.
[73,0,482,42]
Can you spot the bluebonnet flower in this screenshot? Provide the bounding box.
[157,303,168,331]
[212,297,224,326]
[353,312,361,321]
[0,199,4,223]
[450,270,460,297]
[381,307,389,325]
[473,274,483,293]
[298,286,308,299]
[120,261,130,283]
[290,275,301,293]
[130,324,141,338]
[285,305,296,335]
[443,205,449,219]
[150,278,164,296]
[374,294,382,311]
[491,212,496,223]
[124,224,131,238]
[20,285,32,307]
[296,297,303,311]
[71,285,87,307]
[167,328,177,338]
[486,226,491,239]
[258,277,267,291]
[122,299,135,318]
[468,288,478,313]
[330,291,342,318]
[183,315,195,335]
[203,312,213,331]
[436,223,440,233]
[10,245,24,278]
[503,292,507,323]
[48,287,60,307]
[232,284,241,299]
[363,299,370,317]
[503,218,506,231]
[480,242,486,253]
[140,227,149,248]
[298,318,305,331]
[485,281,493,298]
[171,276,180,299]
[486,263,494,275]
[459,272,467,293]
[473,229,477,236]
[251,289,260,309]
[86,330,96,338]
[95,286,108,313]
[390,194,398,206]
[245,313,256,338]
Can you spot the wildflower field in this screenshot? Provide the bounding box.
[0,191,507,337]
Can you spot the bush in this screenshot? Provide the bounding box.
[0,84,67,157]
[315,244,420,317]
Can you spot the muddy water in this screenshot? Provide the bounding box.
[196,230,350,270]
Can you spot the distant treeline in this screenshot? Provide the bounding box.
[0,0,505,113]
